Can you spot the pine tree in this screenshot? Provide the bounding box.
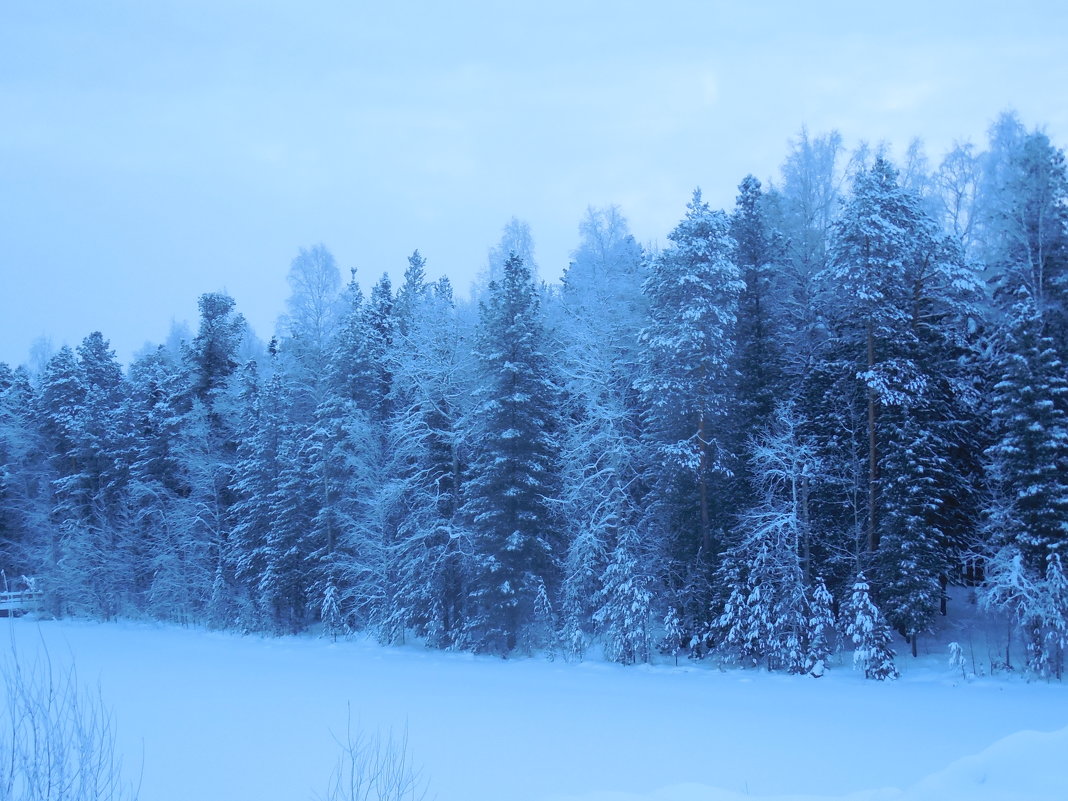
[394,250,429,338]
[842,572,898,680]
[638,189,743,574]
[662,605,684,666]
[258,417,318,633]
[186,292,246,411]
[985,292,1068,569]
[178,293,246,626]
[34,335,134,617]
[594,526,652,665]
[229,362,278,628]
[31,349,83,611]
[321,577,344,642]
[730,175,786,432]
[530,578,559,659]
[807,575,836,676]
[461,254,562,655]
[363,273,397,423]
[876,416,949,656]
[825,157,925,556]
[125,346,189,621]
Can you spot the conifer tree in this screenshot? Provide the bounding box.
[229,362,278,628]
[125,347,189,620]
[822,157,983,634]
[662,605,684,666]
[730,175,786,432]
[638,189,743,574]
[321,577,344,642]
[807,575,836,676]
[842,572,899,680]
[461,254,562,655]
[825,157,926,556]
[594,526,652,665]
[985,292,1068,569]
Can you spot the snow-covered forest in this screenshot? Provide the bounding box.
[2,111,1066,680]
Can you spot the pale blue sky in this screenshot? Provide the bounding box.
[2,1,1065,366]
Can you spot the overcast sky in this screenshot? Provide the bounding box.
[2,1,1065,367]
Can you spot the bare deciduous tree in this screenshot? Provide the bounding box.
[0,640,139,801]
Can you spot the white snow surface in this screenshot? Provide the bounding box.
[3,618,1066,801]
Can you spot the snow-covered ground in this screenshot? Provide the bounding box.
[2,605,1066,801]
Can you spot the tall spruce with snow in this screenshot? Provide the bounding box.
[982,293,1068,666]
[638,189,743,577]
[730,176,786,432]
[877,199,983,655]
[979,120,1068,675]
[363,274,398,424]
[461,253,562,655]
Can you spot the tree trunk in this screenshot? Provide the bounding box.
[866,320,879,554]
[801,475,811,584]
[697,413,711,555]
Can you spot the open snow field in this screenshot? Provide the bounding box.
[3,615,1066,801]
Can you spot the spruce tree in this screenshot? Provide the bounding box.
[807,575,836,676]
[842,572,899,680]
[985,292,1068,569]
[461,254,562,655]
[730,175,786,433]
[594,526,652,665]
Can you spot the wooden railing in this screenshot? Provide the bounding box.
[0,588,44,615]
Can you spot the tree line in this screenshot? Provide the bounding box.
[1,112,1066,679]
